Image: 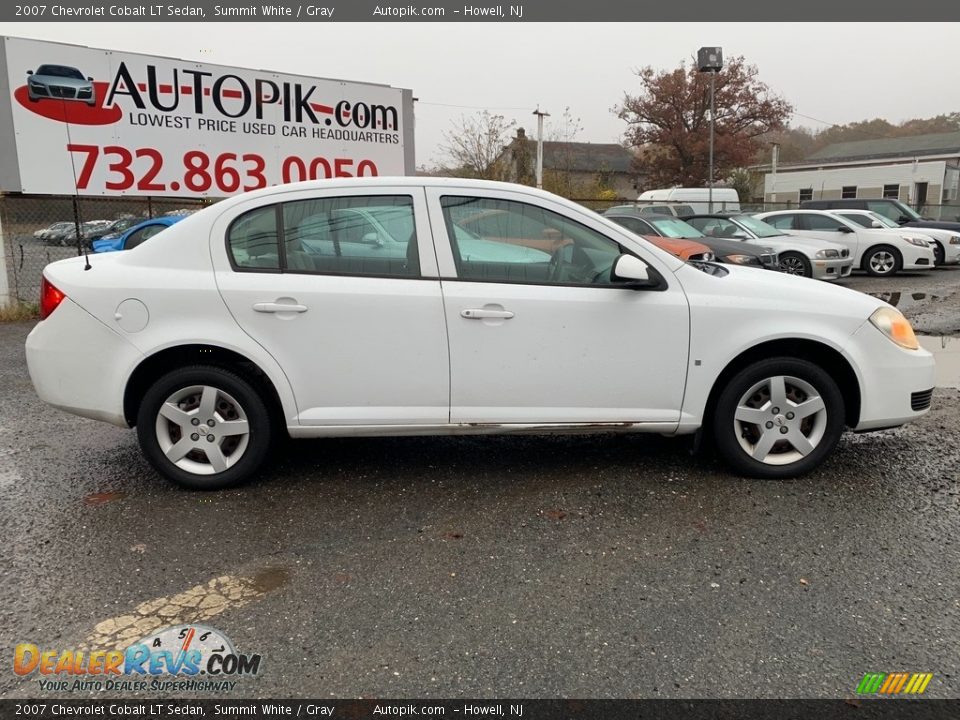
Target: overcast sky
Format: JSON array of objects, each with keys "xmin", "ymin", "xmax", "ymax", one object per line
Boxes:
[{"xmin": 5, "ymin": 22, "xmax": 960, "ymax": 167}]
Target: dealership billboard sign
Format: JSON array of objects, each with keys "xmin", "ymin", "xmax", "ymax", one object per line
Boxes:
[{"xmin": 0, "ymin": 36, "xmax": 415, "ymax": 197}]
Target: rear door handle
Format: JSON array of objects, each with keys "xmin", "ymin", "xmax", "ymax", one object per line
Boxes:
[
  {"xmin": 253, "ymin": 302, "xmax": 308, "ymax": 313},
  {"xmin": 461, "ymin": 309, "xmax": 514, "ymax": 320}
]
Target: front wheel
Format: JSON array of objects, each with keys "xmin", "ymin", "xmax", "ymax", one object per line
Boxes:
[
  {"xmin": 136, "ymin": 366, "xmax": 274, "ymax": 490},
  {"xmin": 712, "ymin": 358, "xmax": 845, "ymax": 479},
  {"xmin": 933, "ymin": 242, "xmax": 945, "ymax": 266},
  {"xmin": 779, "ymin": 252, "xmax": 812, "ymax": 278},
  {"xmin": 862, "ymin": 245, "xmax": 902, "ymax": 277}
]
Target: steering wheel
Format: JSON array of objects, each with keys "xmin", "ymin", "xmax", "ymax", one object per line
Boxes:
[{"xmin": 547, "ymin": 244, "xmax": 572, "ymax": 282}]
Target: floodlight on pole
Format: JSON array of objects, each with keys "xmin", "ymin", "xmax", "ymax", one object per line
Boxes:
[
  {"xmin": 533, "ymin": 107, "xmax": 550, "ymax": 189},
  {"xmin": 697, "ymin": 47, "xmax": 723, "ymax": 213}
]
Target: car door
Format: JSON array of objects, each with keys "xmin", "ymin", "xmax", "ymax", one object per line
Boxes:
[
  {"xmin": 796, "ymin": 213, "xmax": 861, "ymax": 263},
  {"xmin": 213, "ymin": 187, "xmax": 450, "ymax": 426},
  {"xmin": 425, "ymin": 188, "xmax": 690, "ymax": 426}
]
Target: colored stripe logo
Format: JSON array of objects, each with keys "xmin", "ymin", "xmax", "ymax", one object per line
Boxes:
[{"xmin": 856, "ymin": 672, "xmax": 933, "ymax": 695}]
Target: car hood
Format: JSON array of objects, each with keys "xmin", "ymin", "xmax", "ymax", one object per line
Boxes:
[
  {"xmin": 645, "ymin": 235, "xmax": 712, "ymax": 259},
  {"xmin": 675, "ymin": 259, "xmax": 884, "ymax": 319},
  {"xmin": 92, "ymin": 237, "xmax": 123, "ymax": 253},
  {"xmin": 906, "ymin": 219, "xmax": 960, "ymax": 232}
]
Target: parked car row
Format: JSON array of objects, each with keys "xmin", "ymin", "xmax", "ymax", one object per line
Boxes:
[
  {"xmin": 609, "ymin": 199, "xmax": 953, "ymax": 278},
  {"xmin": 33, "ymin": 217, "xmax": 146, "ymax": 247}
]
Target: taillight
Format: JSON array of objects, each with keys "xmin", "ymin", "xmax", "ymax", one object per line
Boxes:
[{"xmin": 39, "ymin": 276, "xmax": 66, "ymax": 320}]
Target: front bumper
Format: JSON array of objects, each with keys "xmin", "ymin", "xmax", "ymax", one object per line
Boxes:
[
  {"xmin": 847, "ymin": 321, "xmax": 936, "ymax": 431},
  {"xmin": 901, "ymin": 245, "xmax": 936, "ymax": 271},
  {"xmin": 812, "ymin": 257, "xmax": 852, "ymax": 281}
]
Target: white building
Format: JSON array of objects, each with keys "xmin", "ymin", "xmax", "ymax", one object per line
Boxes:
[{"xmin": 764, "ymin": 131, "xmax": 960, "ymax": 215}]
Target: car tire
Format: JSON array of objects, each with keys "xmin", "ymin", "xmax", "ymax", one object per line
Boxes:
[
  {"xmin": 778, "ymin": 252, "xmax": 811, "ymax": 278},
  {"xmin": 862, "ymin": 245, "xmax": 902, "ymax": 277},
  {"xmin": 932, "ymin": 242, "xmax": 945, "ymax": 266},
  {"xmin": 136, "ymin": 365, "xmax": 274, "ymax": 490},
  {"xmin": 712, "ymin": 357, "xmax": 845, "ymax": 479}
]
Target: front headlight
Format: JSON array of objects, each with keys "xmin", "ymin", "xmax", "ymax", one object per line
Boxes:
[
  {"xmin": 723, "ymin": 253, "xmax": 757, "ymax": 265},
  {"xmin": 869, "ymin": 307, "xmax": 919, "ymax": 350},
  {"xmin": 950, "ymin": 236, "xmax": 960, "ymax": 245},
  {"xmin": 815, "ymin": 249, "xmax": 839, "ymax": 259},
  {"xmin": 901, "ymin": 236, "xmax": 930, "ymax": 247}
]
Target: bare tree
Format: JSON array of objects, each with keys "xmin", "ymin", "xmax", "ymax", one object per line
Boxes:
[{"xmin": 439, "ymin": 111, "xmax": 516, "ymax": 180}]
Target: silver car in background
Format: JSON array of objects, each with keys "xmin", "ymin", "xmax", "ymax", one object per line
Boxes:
[
  {"xmin": 27, "ymin": 64, "xmax": 96, "ymax": 106},
  {"xmin": 685, "ymin": 214, "xmax": 853, "ymax": 281}
]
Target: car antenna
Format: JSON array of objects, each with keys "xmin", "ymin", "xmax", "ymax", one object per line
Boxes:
[{"xmin": 61, "ymin": 99, "xmax": 92, "ymax": 270}]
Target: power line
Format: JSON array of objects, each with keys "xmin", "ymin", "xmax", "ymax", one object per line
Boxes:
[{"xmin": 416, "ymin": 100, "xmax": 530, "ymax": 111}]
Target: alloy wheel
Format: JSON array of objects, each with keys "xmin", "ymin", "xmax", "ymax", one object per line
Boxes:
[
  {"xmin": 732, "ymin": 375, "xmax": 828, "ymax": 466},
  {"xmin": 154, "ymin": 385, "xmax": 250, "ymax": 475}
]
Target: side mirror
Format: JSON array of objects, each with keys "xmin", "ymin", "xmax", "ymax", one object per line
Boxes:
[
  {"xmin": 26, "ymin": 70, "xmax": 33, "ymax": 75},
  {"xmin": 612, "ymin": 254, "xmax": 659, "ymax": 289},
  {"xmin": 87, "ymin": 76, "xmax": 94, "ymax": 82},
  {"xmin": 837, "ymin": 225, "xmax": 854, "ymax": 233},
  {"xmin": 361, "ymin": 232, "xmax": 383, "ymax": 246},
  {"xmin": 898, "ymin": 215, "xmax": 910, "ymax": 224},
  {"xmin": 870, "ymin": 221, "xmax": 883, "ymax": 228},
  {"xmin": 731, "ymin": 231, "xmax": 749, "ymax": 240}
]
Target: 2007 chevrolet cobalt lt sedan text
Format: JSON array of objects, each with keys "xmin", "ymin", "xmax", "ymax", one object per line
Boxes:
[{"xmin": 26, "ymin": 179, "xmax": 935, "ymax": 489}]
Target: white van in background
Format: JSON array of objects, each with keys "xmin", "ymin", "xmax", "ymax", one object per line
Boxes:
[{"xmin": 638, "ymin": 188, "xmax": 740, "ymax": 214}]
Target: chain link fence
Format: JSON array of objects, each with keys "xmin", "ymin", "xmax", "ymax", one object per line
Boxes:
[
  {"xmin": 0, "ymin": 194, "xmax": 213, "ymax": 305},
  {"xmin": 4, "ymin": 192, "xmax": 960, "ymax": 307}
]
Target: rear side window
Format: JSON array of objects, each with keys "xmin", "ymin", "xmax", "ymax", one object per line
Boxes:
[
  {"xmin": 228, "ymin": 206, "xmax": 280, "ymax": 270},
  {"xmin": 283, "ymin": 196, "xmax": 419, "ymax": 277},
  {"xmin": 764, "ymin": 214, "xmax": 798, "ymax": 230},
  {"xmin": 227, "ymin": 196, "xmax": 420, "ymax": 277},
  {"xmin": 805, "ymin": 214, "xmax": 847, "ymax": 231}
]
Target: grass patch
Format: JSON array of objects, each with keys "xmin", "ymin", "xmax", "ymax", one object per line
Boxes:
[{"xmin": 0, "ymin": 301, "xmax": 39, "ymax": 322}]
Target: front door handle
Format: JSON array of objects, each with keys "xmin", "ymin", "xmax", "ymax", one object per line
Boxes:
[
  {"xmin": 253, "ymin": 301, "xmax": 308, "ymax": 313},
  {"xmin": 461, "ymin": 308, "xmax": 514, "ymax": 320}
]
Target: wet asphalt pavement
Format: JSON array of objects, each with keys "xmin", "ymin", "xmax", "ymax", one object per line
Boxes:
[{"xmin": 1, "ymin": 269, "xmax": 959, "ymax": 700}]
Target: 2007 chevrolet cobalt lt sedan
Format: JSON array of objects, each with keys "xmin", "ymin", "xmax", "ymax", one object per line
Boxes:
[{"xmin": 26, "ymin": 179, "xmax": 935, "ymax": 489}]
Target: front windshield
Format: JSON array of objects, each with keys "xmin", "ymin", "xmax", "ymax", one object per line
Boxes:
[
  {"xmin": 648, "ymin": 217, "xmax": 704, "ymax": 238},
  {"xmin": 892, "ymin": 200, "xmax": 922, "ymax": 220},
  {"xmin": 867, "ymin": 212, "xmax": 899, "ymax": 228},
  {"xmin": 735, "ymin": 215, "xmax": 785, "ymax": 238}
]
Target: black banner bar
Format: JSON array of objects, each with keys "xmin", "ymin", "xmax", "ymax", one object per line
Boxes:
[{"xmin": 0, "ymin": 0, "xmax": 958, "ymax": 22}]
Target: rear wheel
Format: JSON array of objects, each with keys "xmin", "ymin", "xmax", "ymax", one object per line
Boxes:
[
  {"xmin": 862, "ymin": 245, "xmax": 902, "ymax": 277},
  {"xmin": 136, "ymin": 366, "xmax": 274, "ymax": 490},
  {"xmin": 712, "ymin": 358, "xmax": 845, "ymax": 479},
  {"xmin": 779, "ymin": 252, "xmax": 811, "ymax": 278}
]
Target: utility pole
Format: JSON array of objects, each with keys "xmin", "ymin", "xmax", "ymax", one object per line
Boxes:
[
  {"xmin": 533, "ymin": 107, "xmax": 550, "ymax": 189},
  {"xmin": 697, "ymin": 47, "xmax": 723, "ymax": 212}
]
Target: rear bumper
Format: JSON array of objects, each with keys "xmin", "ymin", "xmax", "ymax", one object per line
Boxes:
[
  {"xmin": 26, "ymin": 299, "xmax": 143, "ymax": 427},
  {"xmin": 848, "ymin": 322, "xmax": 936, "ymax": 431}
]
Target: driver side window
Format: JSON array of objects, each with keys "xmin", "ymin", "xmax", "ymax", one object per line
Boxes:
[{"xmin": 439, "ymin": 196, "xmax": 624, "ymax": 286}]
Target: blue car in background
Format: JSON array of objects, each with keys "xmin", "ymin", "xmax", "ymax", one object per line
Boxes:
[{"xmin": 92, "ymin": 216, "xmax": 186, "ymax": 253}]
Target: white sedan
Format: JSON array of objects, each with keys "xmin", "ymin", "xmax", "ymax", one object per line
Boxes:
[
  {"xmin": 26, "ymin": 179, "xmax": 935, "ymax": 489},
  {"xmin": 830, "ymin": 209, "xmax": 960, "ymax": 265},
  {"xmin": 756, "ymin": 210, "xmax": 936, "ymax": 277}
]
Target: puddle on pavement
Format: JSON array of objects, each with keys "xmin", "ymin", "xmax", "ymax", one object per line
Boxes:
[
  {"xmin": 251, "ymin": 566, "xmax": 291, "ymax": 593},
  {"xmin": 919, "ymin": 335, "xmax": 960, "ymax": 389},
  {"xmin": 869, "ymin": 291, "xmax": 940, "ymax": 310}
]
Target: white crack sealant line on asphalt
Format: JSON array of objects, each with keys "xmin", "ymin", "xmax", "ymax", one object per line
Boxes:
[
  {"xmin": 919, "ymin": 336, "xmax": 960, "ymax": 389},
  {"xmin": 85, "ymin": 569, "xmax": 287, "ymax": 650}
]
